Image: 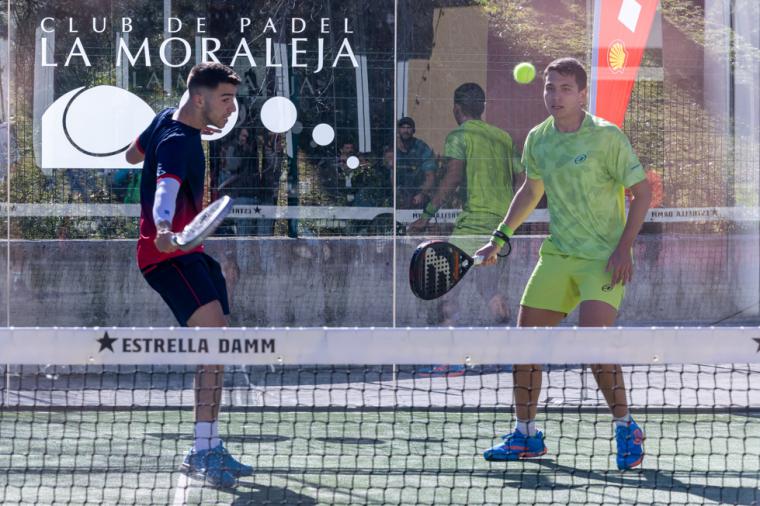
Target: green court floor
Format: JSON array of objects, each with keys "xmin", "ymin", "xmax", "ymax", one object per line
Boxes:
[{"xmin": 2, "ymin": 409, "xmax": 758, "ymax": 505}]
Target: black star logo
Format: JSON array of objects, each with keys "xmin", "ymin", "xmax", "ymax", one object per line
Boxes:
[
  {"xmin": 254, "ymin": 206, "xmax": 261, "ymax": 214},
  {"xmin": 754, "ymin": 338, "xmax": 760, "ymax": 352},
  {"xmin": 97, "ymin": 331, "xmax": 117, "ymax": 352}
]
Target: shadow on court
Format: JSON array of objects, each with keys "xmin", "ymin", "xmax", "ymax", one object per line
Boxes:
[
  {"xmin": 6, "ymin": 462, "xmax": 757, "ymax": 504},
  {"xmin": 528, "ymin": 459, "xmax": 760, "ymax": 505},
  {"xmin": 238, "ymin": 462, "xmax": 759, "ymax": 505},
  {"xmin": 230, "ymin": 483, "xmax": 317, "ymax": 505}
]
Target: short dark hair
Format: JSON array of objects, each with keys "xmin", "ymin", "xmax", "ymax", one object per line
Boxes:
[
  {"xmin": 453, "ymin": 82, "xmax": 485, "ymax": 117},
  {"xmin": 398, "ymin": 116, "xmax": 415, "ymax": 129},
  {"xmin": 543, "ymin": 57, "xmax": 587, "ymax": 91},
  {"xmin": 187, "ymin": 62, "xmax": 241, "ymax": 94}
]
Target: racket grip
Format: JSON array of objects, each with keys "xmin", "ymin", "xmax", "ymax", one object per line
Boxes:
[{"xmin": 472, "ymin": 255, "xmax": 484, "ymax": 265}]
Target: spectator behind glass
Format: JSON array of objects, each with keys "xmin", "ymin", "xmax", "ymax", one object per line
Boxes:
[
  {"xmin": 329, "ymin": 139, "xmax": 363, "ymax": 205},
  {"xmin": 355, "ymin": 145, "xmax": 393, "ymax": 208},
  {"xmin": 216, "ymin": 127, "xmax": 277, "ymax": 237},
  {"xmin": 260, "ymin": 130, "xmax": 285, "ymax": 212},
  {"xmin": 396, "ymin": 116, "xmax": 437, "ymax": 209}
]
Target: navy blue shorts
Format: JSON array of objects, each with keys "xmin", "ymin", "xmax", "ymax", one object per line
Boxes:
[{"xmin": 142, "ymin": 252, "xmax": 230, "ymax": 326}]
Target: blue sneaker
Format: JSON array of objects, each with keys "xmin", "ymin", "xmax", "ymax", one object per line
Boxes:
[
  {"xmin": 416, "ymin": 364, "xmax": 466, "ymax": 377},
  {"xmin": 483, "ymin": 429, "xmax": 547, "ymax": 461},
  {"xmin": 219, "ymin": 443, "xmax": 253, "ymax": 477},
  {"xmin": 180, "ymin": 445, "xmax": 237, "ymax": 488},
  {"xmin": 615, "ymin": 420, "xmax": 644, "ymax": 470}
]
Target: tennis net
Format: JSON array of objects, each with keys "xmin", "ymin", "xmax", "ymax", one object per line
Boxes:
[{"xmin": 2, "ymin": 327, "xmax": 759, "ymax": 505}]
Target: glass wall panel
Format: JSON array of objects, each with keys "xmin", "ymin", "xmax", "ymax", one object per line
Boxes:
[{"xmin": 396, "ymin": 0, "xmax": 760, "ymax": 326}]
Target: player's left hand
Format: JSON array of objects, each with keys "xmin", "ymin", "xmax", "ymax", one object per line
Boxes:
[{"xmin": 606, "ymin": 245, "xmax": 633, "ymax": 286}]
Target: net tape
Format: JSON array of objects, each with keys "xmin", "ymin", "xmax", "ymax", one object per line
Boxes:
[{"xmin": 2, "ymin": 326, "xmax": 760, "ymax": 365}]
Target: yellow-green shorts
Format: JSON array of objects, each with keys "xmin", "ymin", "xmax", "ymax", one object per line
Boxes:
[{"xmin": 520, "ymin": 252, "xmax": 624, "ymax": 314}]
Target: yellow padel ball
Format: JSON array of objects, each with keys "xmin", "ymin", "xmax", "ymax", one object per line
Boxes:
[{"xmin": 513, "ymin": 62, "xmax": 536, "ymax": 84}]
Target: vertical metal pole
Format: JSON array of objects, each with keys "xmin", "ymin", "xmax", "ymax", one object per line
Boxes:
[
  {"xmin": 392, "ymin": 0, "xmax": 399, "ymax": 386},
  {"xmin": 163, "ymin": 0, "xmax": 172, "ymax": 96}
]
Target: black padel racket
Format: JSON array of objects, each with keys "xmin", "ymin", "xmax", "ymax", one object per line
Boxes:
[
  {"xmin": 172, "ymin": 196, "xmax": 234, "ymax": 251},
  {"xmin": 409, "ymin": 240, "xmax": 484, "ymax": 300}
]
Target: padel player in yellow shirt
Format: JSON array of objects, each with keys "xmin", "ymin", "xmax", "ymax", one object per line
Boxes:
[{"xmin": 475, "ymin": 58, "xmax": 652, "ymax": 470}]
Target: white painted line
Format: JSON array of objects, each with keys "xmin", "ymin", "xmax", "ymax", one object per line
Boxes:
[{"xmin": 172, "ymin": 472, "xmax": 191, "ymax": 506}]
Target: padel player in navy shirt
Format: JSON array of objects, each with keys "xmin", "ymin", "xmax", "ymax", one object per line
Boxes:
[
  {"xmin": 135, "ymin": 106, "xmax": 206, "ymax": 271},
  {"xmin": 125, "ymin": 62, "xmax": 250, "ymax": 489}
]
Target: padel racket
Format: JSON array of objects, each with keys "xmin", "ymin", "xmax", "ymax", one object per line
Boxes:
[
  {"xmin": 409, "ymin": 240, "xmax": 484, "ymax": 300},
  {"xmin": 172, "ymin": 196, "xmax": 234, "ymax": 251}
]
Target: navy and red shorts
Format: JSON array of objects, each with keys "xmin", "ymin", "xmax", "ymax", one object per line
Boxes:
[{"xmin": 142, "ymin": 252, "xmax": 230, "ymax": 326}]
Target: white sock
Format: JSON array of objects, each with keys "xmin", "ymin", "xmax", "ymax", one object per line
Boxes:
[
  {"xmin": 194, "ymin": 421, "xmax": 222, "ymax": 451},
  {"xmin": 210, "ymin": 421, "xmax": 221, "ymax": 448},
  {"xmin": 613, "ymin": 412, "xmax": 632, "ymax": 428},
  {"xmin": 515, "ymin": 419, "xmax": 537, "ymax": 437}
]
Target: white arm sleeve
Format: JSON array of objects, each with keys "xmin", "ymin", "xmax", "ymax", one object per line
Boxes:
[{"xmin": 152, "ymin": 177, "xmax": 181, "ymax": 228}]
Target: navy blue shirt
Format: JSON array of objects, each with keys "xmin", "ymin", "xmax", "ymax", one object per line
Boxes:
[{"xmin": 136, "ymin": 108, "xmax": 205, "ymax": 270}]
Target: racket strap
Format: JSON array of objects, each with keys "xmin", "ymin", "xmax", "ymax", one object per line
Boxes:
[
  {"xmin": 490, "ymin": 230, "xmax": 511, "ymax": 248},
  {"xmin": 491, "ymin": 224, "xmax": 513, "ymax": 257}
]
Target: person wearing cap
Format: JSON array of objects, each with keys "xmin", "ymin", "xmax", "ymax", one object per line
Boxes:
[{"xmin": 396, "ymin": 116, "xmax": 438, "ymax": 209}]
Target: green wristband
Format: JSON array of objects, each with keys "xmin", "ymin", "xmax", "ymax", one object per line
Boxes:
[
  {"xmin": 421, "ymin": 202, "xmax": 439, "ymax": 220},
  {"xmin": 497, "ymin": 223, "xmax": 514, "ymax": 238}
]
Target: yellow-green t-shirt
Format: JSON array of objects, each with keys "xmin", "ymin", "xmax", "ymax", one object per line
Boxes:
[
  {"xmin": 444, "ymin": 119, "xmax": 523, "ymax": 234},
  {"xmin": 523, "ymin": 113, "xmax": 646, "ymax": 260}
]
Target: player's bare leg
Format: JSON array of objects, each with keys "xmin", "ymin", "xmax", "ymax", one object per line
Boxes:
[
  {"xmin": 514, "ymin": 305, "xmax": 565, "ymax": 420},
  {"xmin": 483, "ymin": 305, "xmax": 564, "ymax": 461},
  {"xmin": 578, "ymin": 300, "xmax": 627, "ymax": 418},
  {"xmin": 180, "ymin": 300, "xmax": 253, "ymax": 486},
  {"xmin": 188, "ymin": 301, "xmax": 227, "ymax": 423},
  {"xmin": 579, "ymin": 299, "xmax": 644, "ymax": 470}
]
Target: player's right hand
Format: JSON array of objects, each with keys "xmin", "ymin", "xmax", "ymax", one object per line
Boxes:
[
  {"xmin": 474, "ymin": 242, "xmax": 501, "ymax": 266},
  {"xmin": 155, "ymin": 229, "xmax": 178, "ymax": 253}
]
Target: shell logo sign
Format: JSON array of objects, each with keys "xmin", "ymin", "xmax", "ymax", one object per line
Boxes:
[{"xmin": 608, "ymin": 40, "xmax": 628, "ymax": 74}]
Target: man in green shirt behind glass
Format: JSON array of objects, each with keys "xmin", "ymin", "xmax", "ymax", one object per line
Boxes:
[
  {"xmin": 408, "ymin": 83, "xmax": 524, "ymax": 238},
  {"xmin": 475, "ymin": 58, "xmax": 652, "ymax": 470},
  {"xmin": 408, "ymin": 82, "xmax": 524, "ymax": 375}
]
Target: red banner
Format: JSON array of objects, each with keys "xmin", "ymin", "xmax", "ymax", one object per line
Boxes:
[{"xmin": 590, "ymin": 0, "xmax": 659, "ymax": 127}]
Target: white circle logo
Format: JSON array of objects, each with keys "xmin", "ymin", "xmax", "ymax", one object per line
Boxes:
[
  {"xmin": 346, "ymin": 156, "xmax": 360, "ymax": 169},
  {"xmin": 63, "ymin": 86, "xmax": 155, "ymax": 156},
  {"xmin": 312, "ymin": 123, "xmax": 335, "ymax": 146},
  {"xmin": 260, "ymin": 97, "xmax": 298, "ymax": 133}
]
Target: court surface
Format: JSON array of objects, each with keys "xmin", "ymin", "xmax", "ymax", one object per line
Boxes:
[{"xmin": 2, "ymin": 365, "xmax": 759, "ymax": 505}]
